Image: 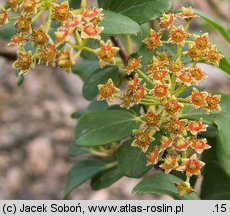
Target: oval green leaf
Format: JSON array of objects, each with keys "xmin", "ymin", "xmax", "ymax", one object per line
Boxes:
[
  {"xmin": 71, "ymin": 100, "xmax": 108, "ymax": 120},
  {"xmin": 72, "ymin": 60, "xmax": 99, "ymax": 81},
  {"xmin": 0, "ymin": 21, "xmax": 16, "ymax": 40},
  {"xmin": 91, "ymin": 166, "xmax": 123, "ymax": 190},
  {"xmin": 68, "ymin": 143, "xmax": 90, "ymax": 157},
  {"xmin": 219, "ymin": 57, "xmax": 230, "ymax": 76},
  {"xmin": 75, "ymin": 110, "xmax": 141, "ymax": 147},
  {"xmin": 201, "ymin": 162, "xmax": 230, "ymax": 199},
  {"xmin": 64, "ymin": 159, "xmax": 105, "ymax": 198},
  {"xmin": 133, "ymin": 173, "xmax": 200, "ymax": 200},
  {"xmin": 117, "ymin": 140, "xmax": 151, "ymax": 178},
  {"xmin": 101, "ymin": 10, "xmax": 141, "ymax": 35},
  {"xmin": 98, "ymin": 0, "xmax": 172, "ymax": 24}
]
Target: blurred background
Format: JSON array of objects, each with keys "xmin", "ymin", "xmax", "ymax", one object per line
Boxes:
[{"xmin": 0, "ymin": 0, "xmax": 230, "ymax": 199}]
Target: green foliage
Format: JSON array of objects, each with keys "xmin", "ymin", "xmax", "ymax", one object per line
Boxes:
[
  {"xmin": 98, "ymin": 0, "xmax": 172, "ymax": 24},
  {"xmin": 91, "ymin": 166, "xmax": 123, "ymax": 190},
  {"xmin": 116, "ymin": 140, "xmax": 151, "ymax": 178},
  {"xmin": 201, "ymin": 162, "xmax": 230, "ymax": 199},
  {"xmin": 133, "ymin": 173, "xmax": 200, "ymax": 200},
  {"xmin": 17, "ymin": 74, "xmax": 24, "ymax": 86},
  {"xmin": 69, "ymin": 0, "xmax": 81, "ymax": 9},
  {"xmin": 0, "ymin": 21, "xmax": 16, "ymax": 40},
  {"xmin": 101, "ymin": 10, "xmax": 141, "ymax": 35},
  {"xmin": 201, "ymin": 131, "xmax": 230, "ymax": 201},
  {"xmin": 71, "ymin": 100, "xmax": 108, "ymax": 120},
  {"xmin": 219, "ymin": 58, "xmax": 230, "ymax": 76},
  {"xmin": 64, "ymin": 159, "xmax": 106, "ymax": 198},
  {"xmin": 68, "ymin": 144, "xmax": 90, "ymax": 157},
  {"xmin": 74, "ymin": 110, "xmax": 141, "ymax": 147}
]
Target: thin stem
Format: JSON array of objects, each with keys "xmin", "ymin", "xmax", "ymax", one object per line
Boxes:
[
  {"xmin": 182, "ymin": 103, "xmax": 193, "ymax": 107},
  {"xmin": 9, "ymin": 16, "xmax": 20, "ymax": 21},
  {"xmin": 136, "ymin": 69, "xmax": 155, "ymax": 87},
  {"xmin": 105, "ymin": 161, "xmax": 118, "ymax": 169},
  {"xmin": 114, "ymin": 95, "xmax": 123, "ymax": 99},
  {"xmin": 83, "ymin": 46, "xmax": 97, "ymax": 54},
  {"xmin": 45, "ymin": 8, "xmax": 53, "ymax": 33},
  {"xmin": 126, "ymin": 35, "xmax": 132, "ymax": 55},
  {"xmin": 31, "ymin": 8, "xmax": 45, "ymax": 23},
  {"xmin": 81, "ymin": 0, "xmax": 87, "ymax": 9},
  {"xmin": 90, "ymin": 149, "xmax": 109, "ymax": 157},
  {"xmin": 141, "ymin": 98, "xmax": 159, "ymax": 104},
  {"xmin": 174, "ymin": 84, "xmax": 188, "ymax": 96},
  {"xmin": 72, "ymin": 9, "xmax": 83, "ymax": 15},
  {"xmin": 66, "ymin": 40, "xmax": 81, "ymax": 49},
  {"xmin": 73, "ymin": 30, "xmax": 82, "ymax": 45},
  {"xmin": 162, "ymin": 40, "xmax": 194, "ymax": 44},
  {"xmin": 170, "ymin": 46, "xmax": 182, "ymax": 93},
  {"xmin": 74, "ymin": 49, "xmax": 83, "ymax": 59},
  {"xmin": 139, "ymin": 101, "xmax": 158, "ymax": 106},
  {"xmin": 32, "ymin": 49, "xmax": 39, "ymax": 60}
]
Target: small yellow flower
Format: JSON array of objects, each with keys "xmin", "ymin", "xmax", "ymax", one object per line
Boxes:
[
  {"xmin": 175, "ymin": 181, "xmax": 196, "ymax": 196},
  {"xmin": 143, "ymin": 29, "xmax": 162, "ymax": 50},
  {"xmin": 124, "ymin": 57, "xmax": 142, "ymax": 75},
  {"xmin": 168, "ymin": 26, "xmax": 189, "ymax": 46},
  {"xmin": 97, "ymin": 78, "xmax": 119, "ymax": 101},
  {"xmin": 160, "ymin": 155, "xmax": 179, "ymax": 174},
  {"xmin": 97, "ymin": 40, "xmax": 119, "ymax": 68}
]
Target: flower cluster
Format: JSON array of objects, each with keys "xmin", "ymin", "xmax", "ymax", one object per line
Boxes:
[
  {"xmin": 0, "ymin": 0, "xmax": 119, "ymax": 74},
  {"xmin": 97, "ymin": 7, "xmax": 222, "ymax": 196}
]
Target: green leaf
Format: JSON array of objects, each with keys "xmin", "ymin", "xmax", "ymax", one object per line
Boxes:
[
  {"xmin": 181, "ymin": 94, "xmax": 230, "ymax": 177},
  {"xmin": 69, "ymin": 0, "xmax": 81, "ymax": 9},
  {"xmin": 83, "ymin": 66, "xmax": 121, "ymax": 101},
  {"xmin": 71, "ymin": 100, "xmax": 108, "ymax": 119},
  {"xmin": 98, "ymin": 0, "xmax": 172, "ymax": 24},
  {"xmin": 219, "ymin": 57, "xmax": 230, "ymax": 76},
  {"xmin": 17, "ymin": 74, "xmax": 24, "ymax": 86},
  {"xmin": 91, "ymin": 166, "xmax": 123, "ymax": 190},
  {"xmin": 71, "ymin": 112, "xmax": 82, "ymax": 119},
  {"xmin": 101, "ymin": 10, "xmax": 141, "ymax": 35},
  {"xmin": 85, "ymin": 99, "xmax": 108, "ymax": 113},
  {"xmin": 75, "ymin": 110, "xmax": 141, "ymax": 147},
  {"xmin": 72, "ymin": 60, "xmax": 99, "ymax": 81},
  {"xmin": 131, "ymin": 23, "xmax": 150, "ymax": 51},
  {"xmin": 0, "ymin": 21, "xmax": 16, "ymax": 40},
  {"xmin": 68, "ymin": 144, "xmax": 90, "ymax": 157},
  {"xmin": 107, "ymin": 104, "xmax": 140, "ymax": 116},
  {"xmin": 64, "ymin": 159, "xmax": 105, "ymax": 198},
  {"xmin": 133, "ymin": 173, "xmax": 200, "ymax": 200},
  {"xmin": 201, "ymin": 162, "xmax": 230, "ymax": 199},
  {"xmin": 201, "ymin": 130, "xmax": 230, "ymax": 199},
  {"xmin": 194, "ymin": 9, "xmax": 230, "ymax": 44},
  {"xmin": 117, "ymin": 140, "xmax": 151, "ymax": 178}
]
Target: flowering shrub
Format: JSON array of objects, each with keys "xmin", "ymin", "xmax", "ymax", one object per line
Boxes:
[{"xmin": 0, "ymin": 0, "xmax": 230, "ymax": 200}]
